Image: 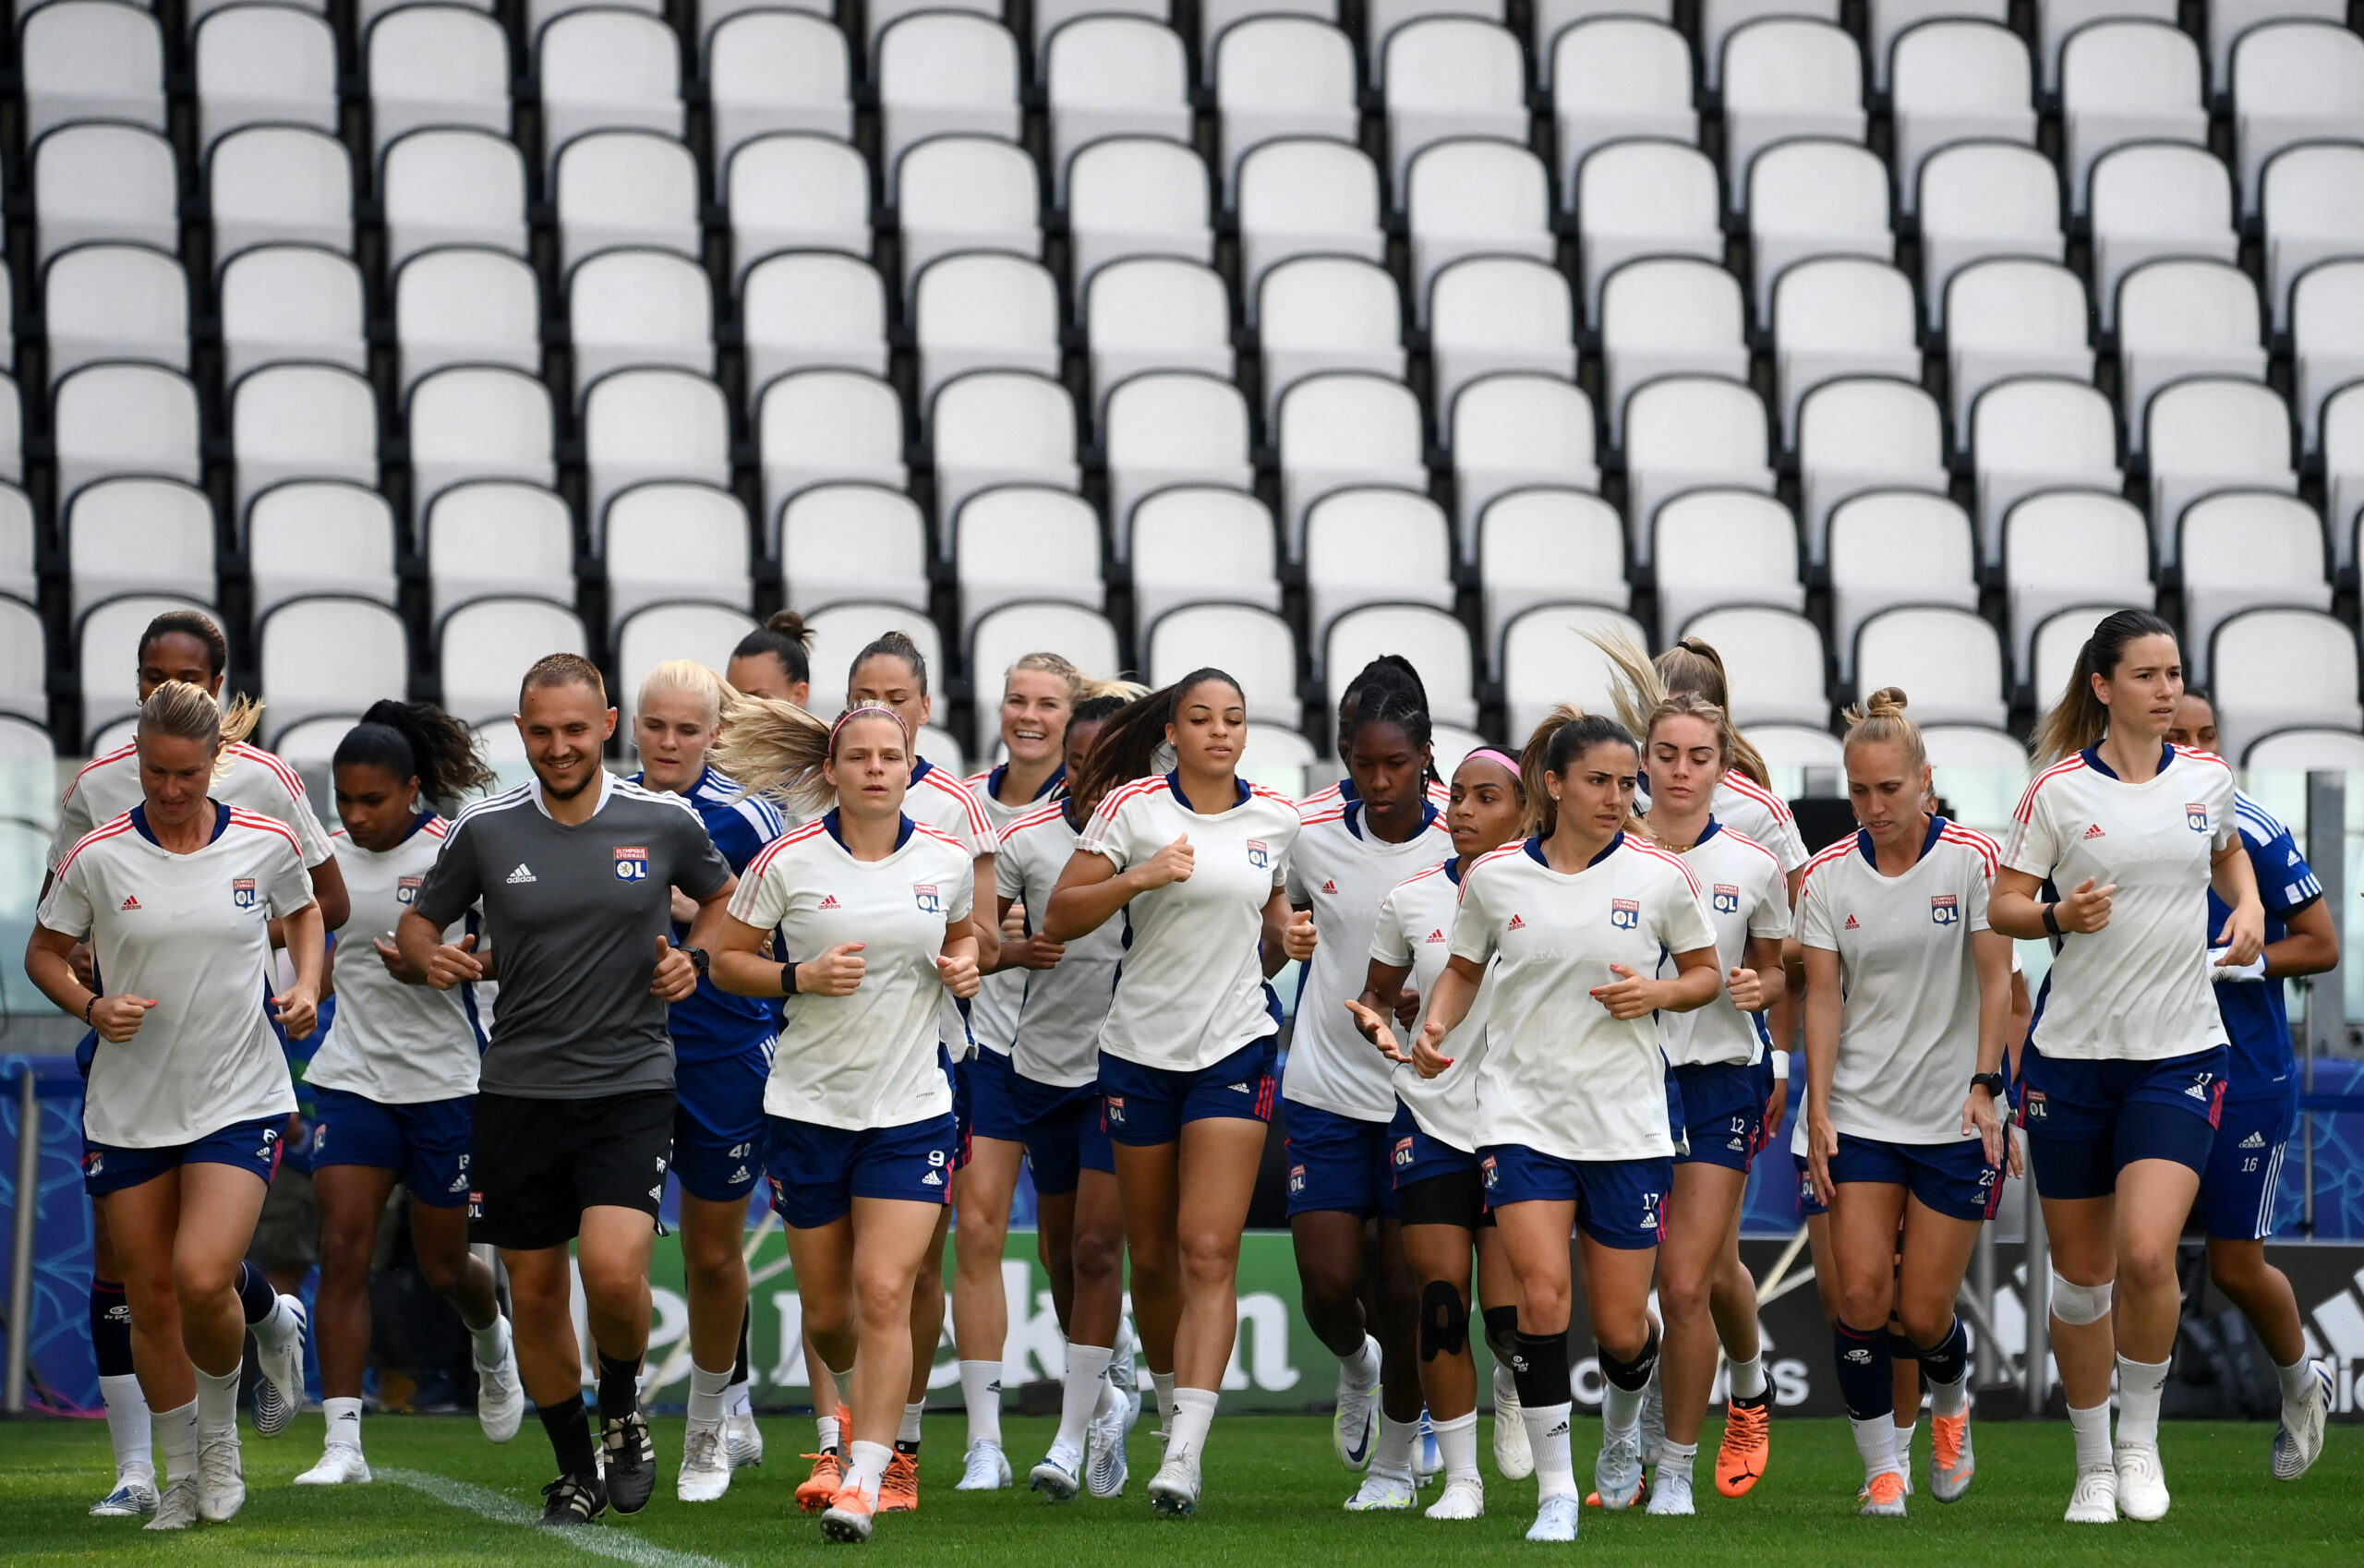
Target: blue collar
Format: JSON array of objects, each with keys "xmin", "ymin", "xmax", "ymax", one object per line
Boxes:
[
  {"xmin": 910, "ymin": 757, "xmax": 936, "ymax": 788},
  {"xmin": 1444, "ymin": 855, "xmax": 1466, "ymax": 886},
  {"xmin": 2081, "ymin": 741, "xmax": 2175, "ymax": 781},
  {"xmin": 990, "ymin": 761, "xmax": 1065, "ymax": 805},
  {"xmin": 1343, "ymin": 796, "xmax": 1441, "ymax": 843},
  {"xmin": 1166, "ymin": 769, "xmax": 1249, "ymax": 814},
  {"xmin": 1857, "ymin": 813, "xmax": 1948, "ymax": 869},
  {"xmin": 132, "ymin": 802, "xmax": 231, "ymax": 846},
  {"xmin": 824, "ymin": 808, "xmax": 914, "ymax": 852},
  {"xmin": 396, "ymin": 809, "xmax": 437, "ymax": 846},
  {"xmin": 1693, "ymin": 814, "xmax": 1722, "ymax": 847},
  {"xmin": 1333, "ymin": 774, "xmax": 1360, "ymax": 802},
  {"xmin": 1525, "ymin": 830, "xmax": 1624, "ymax": 869}
]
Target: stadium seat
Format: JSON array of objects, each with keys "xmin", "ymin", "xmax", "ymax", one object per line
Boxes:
[
  {"xmin": 1700, "ymin": 0, "xmax": 1837, "ymax": 89},
  {"xmin": 233, "ymin": 364, "xmax": 378, "ymax": 518},
  {"xmin": 1576, "ymin": 141, "xmax": 1724, "ymax": 328},
  {"xmin": 2179, "ymin": 490, "xmax": 2330, "ymax": 682},
  {"xmin": 1067, "ymin": 139, "xmax": 1212, "ymax": 285},
  {"xmin": 0, "ymin": 710, "xmax": 56, "ymax": 817},
  {"xmin": 1890, "ymin": 21, "xmax": 2035, "ymax": 213},
  {"xmin": 1971, "ymin": 378, "xmax": 2121, "ymax": 564},
  {"xmin": 1827, "ymin": 492, "xmax": 1979, "ymax": 679},
  {"xmin": 368, "ymin": 5, "xmax": 511, "ymax": 157},
  {"xmin": 2003, "ymin": 490, "xmax": 2152, "ymax": 672},
  {"xmin": 955, "ymin": 488, "xmax": 1104, "ymax": 633},
  {"xmin": 1723, "ymin": 21, "xmax": 1865, "ymax": 215},
  {"xmin": 568, "ymin": 248, "xmax": 713, "ymax": 393},
  {"xmin": 0, "ymin": 488, "xmax": 32, "ymax": 605},
  {"xmin": 1086, "ymin": 259, "xmax": 1235, "ymax": 419},
  {"xmin": 897, "ymin": 135, "xmax": 1042, "ymax": 287},
  {"xmin": 878, "ymin": 12, "xmax": 1021, "ymax": 182},
  {"xmin": 970, "ymin": 605, "xmax": 1119, "ymax": 735},
  {"xmin": 195, "ymin": 5, "xmax": 336, "ymax": 153},
  {"xmin": 394, "ymin": 247, "xmax": 537, "ymax": 394},
  {"xmin": 1501, "ymin": 602, "xmax": 1648, "ymax": 731},
  {"xmin": 1798, "ymin": 378, "xmax": 1948, "ymax": 562},
  {"xmin": 2145, "ymin": 377, "xmax": 2296, "ymax": 563},
  {"xmin": 1236, "ymin": 139, "xmax": 1385, "ymax": 317},
  {"xmin": 1774, "ymin": 258, "xmax": 1920, "ymax": 442},
  {"xmin": 1303, "ymin": 488, "xmax": 1453, "ymax": 637},
  {"xmin": 1854, "ymin": 606, "xmax": 2006, "ymax": 727},
  {"xmin": 742, "ymin": 253, "xmax": 887, "ymax": 391},
  {"xmin": 800, "ymin": 605, "xmax": 936, "ymax": 715},
  {"xmin": 1251, "ymin": 721, "xmax": 1322, "ymax": 794},
  {"xmin": 538, "ymin": 12, "xmax": 683, "ymax": 170},
  {"xmin": 584, "ymin": 367, "xmax": 730, "ymax": 525},
  {"xmin": 24, "ymin": 1, "xmax": 166, "ymax": 143},
  {"xmin": 779, "ymin": 484, "xmax": 932, "ymax": 614},
  {"xmin": 1146, "ymin": 603, "xmax": 1300, "ymax": 724},
  {"xmin": 1653, "ymin": 490, "xmax": 1806, "ymax": 648},
  {"xmin": 0, "ymin": 598, "xmax": 43, "ymax": 730},
  {"xmin": 2262, "ymin": 144, "xmax": 2364, "ymax": 333},
  {"xmin": 1258, "ymin": 257, "xmax": 1405, "ymax": 421},
  {"xmin": 1131, "ymin": 488, "xmax": 1282, "ymax": 628},
  {"xmin": 1623, "ymin": 377, "xmax": 1776, "ymax": 563},
  {"xmin": 1477, "ymin": 490, "xmax": 1630, "ymax": 655},
  {"xmin": 616, "ymin": 602, "xmax": 760, "ymax": 709},
  {"xmin": 1920, "ymin": 724, "xmax": 2029, "ymax": 801},
  {"xmin": 210, "ymin": 127, "xmax": 351, "ymax": 261},
  {"xmin": 408, "ymin": 368, "xmax": 557, "ymax": 524},
  {"xmin": 2243, "ymin": 727, "xmax": 2364, "ymax": 772},
  {"xmin": 79, "ymin": 595, "xmax": 212, "ymax": 739},
  {"xmin": 915, "ymin": 254, "xmax": 1062, "ymax": 410},
  {"xmin": 1277, "ymin": 373, "xmax": 1427, "ymax": 555},
  {"xmin": 1034, "ymin": 0, "xmax": 1171, "ymax": 63},
  {"xmin": 1748, "ymin": 140, "xmax": 1894, "ymax": 320},
  {"xmin": 1535, "ymin": 0, "xmax": 1676, "ymax": 85},
  {"xmin": 1369, "ymin": 0, "xmax": 1506, "ymax": 56},
  {"xmin": 247, "ymin": 482, "xmax": 400, "ymax": 617},
  {"xmin": 556, "ymin": 131, "xmax": 699, "ymax": 271},
  {"xmin": 603, "ymin": 482, "xmax": 752, "ymax": 627},
  {"xmin": 1681, "ymin": 606, "xmax": 1830, "ymax": 728},
  {"xmin": 2063, "ymin": 20, "xmax": 2207, "ymax": 212},
  {"xmin": 1215, "ymin": 18, "xmax": 1359, "ymax": 191},
  {"xmin": 261, "ymin": 597, "xmax": 409, "ymax": 732},
  {"xmin": 66, "ymin": 478, "xmax": 216, "ymax": 619},
  {"xmin": 931, "ymin": 370, "xmax": 1081, "ymax": 538},
  {"xmin": 2116, "ymin": 259, "xmax": 2264, "ymax": 453},
  {"xmin": 1327, "ymin": 605, "xmax": 1477, "ymax": 725},
  {"xmin": 42, "ymin": 244, "xmax": 187, "ymax": 387},
  {"xmin": 2211, "ymin": 608, "xmax": 2362, "ymax": 762},
  {"xmin": 532, "ymin": 0, "xmax": 662, "ymax": 32},
  {"xmin": 868, "ymin": 0, "xmax": 999, "ymax": 52},
  {"xmin": 2038, "ymin": 0, "xmax": 2175, "ymax": 91},
  {"xmin": 1601, "ymin": 258, "xmax": 1747, "ymax": 445},
  {"xmin": 708, "ymin": 12, "xmax": 850, "ymax": 183},
  {"xmin": 54, "ymin": 364, "xmax": 201, "ymax": 502},
  {"xmin": 1104, "ymin": 373, "xmax": 1255, "ymax": 548},
  {"xmin": 424, "ymin": 481, "xmax": 575, "ymax": 621},
  {"xmin": 757, "ymin": 369, "xmax": 908, "ymax": 527},
  {"xmin": 1381, "ymin": 18, "xmax": 1526, "ymax": 197},
  {"xmin": 2090, "ymin": 143, "xmax": 2237, "ymax": 332},
  {"xmin": 221, "ymin": 247, "xmax": 366, "ymax": 387},
  {"xmin": 1944, "ymin": 259, "xmax": 2091, "ymax": 442},
  {"xmin": 1429, "ymin": 258, "xmax": 1577, "ymax": 422},
  {"xmin": 35, "ymin": 124, "xmax": 178, "ymax": 264},
  {"xmin": 1916, "ymin": 141, "xmax": 2065, "ymax": 328},
  {"xmin": 383, "ymin": 129, "xmax": 529, "ymax": 268},
  {"xmin": 1551, "ymin": 19, "xmax": 1696, "ymax": 206},
  {"xmin": 0, "ymin": 387, "xmax": 18, "ymax": 490},
  {"xmin": 440, "ymin": 597, "xmax": 591, "ymax": 725},
  {"xmin": 2232, "ymin": 21, "xmax": 2364, "ymax": 214},
  {"xmin": 2330, "ymin": 387, "xmax": 2364, "ymax": 570},
  {"xmin": 2293, "ymin": 263, "xmax": 2364, "ymax": 455},
  {"xmin": 1405, "ymin": 139, "xmax": 1552, "ymax": 322},
  {"xmin": 1450, "ymin": 375, "xmax": 1599, "ymax": 551},
  {"xmin": 1046, "ymin": 17, "xmax": 1191, "ymax": 196},
  {"xmin": 1752, "ymin": 723, "xmax": 1845, "ymax": 771}
]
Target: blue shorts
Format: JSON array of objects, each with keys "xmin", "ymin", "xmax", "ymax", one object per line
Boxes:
[
  {"xmin": 945, "ymin": 1044, "xmax": 973, "ymax": 1170},
  {"xmin": 1827, "ymin": 1131, "xmax": 2005, "ymax": 1223},
  {"xmin": 2197, "ymin": 1093, "xmax": 2296, "ymax": 1241},
  {"xmin": 961, "ymin": 1046, "xmax": 1027, "ymax": 1143},
  {"xmin": 1285, "ymin": 1100, "xmax": 1399, "ymax": 1218},
  {"xmin": 2018, "ymin": 1043, "xmax": 2226, "ymax": 1200},
  {"xmin": 761, "ymin": 1112, "xmax": 959, "ymax": 1230},
  {"xmin": 82, "ymin": 1116, "xmax": 284, "ymax": 1197},
  {"xmin": 1478, "ymin": 1144, "xmax": 1671, "ymax": 1250},
  {"xmin": 1671, "ymin": 1061, "xmax": 1765, "ymax": 1173},
  {"xmin": 1098, "ymin": 1036, "xmax": 1278, "ymax": 1148},
  {"xmin": 672, "ymin": 1051, "xmax": 768, "ymax": 1204},
  {"xmin": 1794, "ymin": 1152, "xmax": 1827, "ymax": 1217},
  {"xmin": 1388, "ymin": 1099, "xmax": 1478, "ymax": 1188},
  {"xmin": 1012, "ymin": 1071, "xmax": 1111, "ymax": 1196},
  {"xmin": 310, "ymin": 1086, "xmax": 474, "ymax": 1209}
]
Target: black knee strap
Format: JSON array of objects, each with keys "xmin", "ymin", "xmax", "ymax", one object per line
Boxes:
[
  {"xmin": 1417, "ymin": 1281, "xmax": 1469, "ymax": 1362},
  {"xmin": 1508, "ymin": 1329, "xmax": 1573, "ymax": 1407},
  {"xmin": 1598, "ymin": 1326, "xmax": 1659, "ymax": 1393}
]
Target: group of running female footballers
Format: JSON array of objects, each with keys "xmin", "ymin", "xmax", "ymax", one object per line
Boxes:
[{"xmin": 25, "ymin": 603, "xmax": 2340, "ymax": 1545}]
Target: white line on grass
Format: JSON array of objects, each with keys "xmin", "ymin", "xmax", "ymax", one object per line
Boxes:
[{"xmin": 380, "ymin": 1467, "xmax": 742, "ymax": 1568}]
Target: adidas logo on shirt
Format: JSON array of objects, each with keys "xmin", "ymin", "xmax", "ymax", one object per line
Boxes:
[
  {"xmin": 1426, "ymin": 928, "xmax": 1445, "ymax": 943},
  {"xmin": 2084, "ymin": 823, "xmax": 2106, "ymax": 839},
  {"xmin": 2238, "ymin": 1132, "xmax": 2266, "ymax": 1149},
  {"xmin": 1844, "ymin": 914, "xmax": 1860, "ymax": 929},
  {"xmin": 119, "ymin": 895, "xmax": 139, "ymax": 911},
  {"xmin": 819, "ymin": 894, "xmax": 840, "ymax": 910},
  {"xmin": 1321, "ymin": 879, "xmax": 1338, "ymax": 894},
  {"xmin": 1507, "ymin": 914, "xmax": 1526, "ymax": 931},
  {"xmin": 507, "ymin": 863, "xmax": 537, "ymax": 884}
]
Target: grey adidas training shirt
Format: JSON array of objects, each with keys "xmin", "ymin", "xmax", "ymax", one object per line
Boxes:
[{"xmin": 415, "ymin": 772, "xmax": 733, "ymax": 1100}]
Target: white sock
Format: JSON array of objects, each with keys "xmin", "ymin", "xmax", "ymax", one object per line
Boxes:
[
  {"xmin": 1371, "ymin": 1413, "xmax": 1419, "ymax": 1483},
  {"xmin": 1602, "ymin": 1374, "xmax": 1644, "ymax": 1434},
  {"xmin": 1726, "ymin": 1353, "xmax": 1767, "ymax": 1402},
  {"xmin": 323, "ymin": 1395, "xmax": 364, "ymax": 1453},
  {"xmin": 816, "ymin": 1409, "xmax": 842, "ymax": 1452},
  {"xmin": 1850, "ymin": 1416, "xmax": 1899, "ymax": 1482},
  {"xmin": 1338, "ymin": 1336, "xmax": 1381, "ymax": 1391},
  {"xmin": 688, "ymin": 1362, "xmax": 731, "ymax": 1427},
  {"xmin": 1055, "ymin": 1343, "xmax": 1113, "ymax": 1456},
  {"xmin": 2068, "ymin": 1401, "xmax": 2114, "ymax": 1470},
  {"xmin": 1895, "ymin": 1416, "xmax": 1918, "ymax": 1463},
  {"xmin": 1929, "ymin": 1372, "xmax": 1969, "ymax": 1417},
  {"xmin": 2114, "ymin": 1355, "xmax": 2170, "ymax": 1450},
  {"xmin": 845, "ymin": 1439, "xmax": 893, "ymax": 1501},
  {"xmin": 2276, "ymin": 1357, "xmax": 2317, "ymax": 1403},
  {"xmin": 468, "ymin": 1314, "xmax": 508, "ymax": 1368},
  {"xmin": 155, "ymin": 1398, "xmax": 201, "ymax": 1485},
  {"xmin": 1659, "ymin": 1439, "xmax": 1697, "ymax": 1485},
  {"xmin": 100, "ymin": 1373, "xmax": 153, "ymax": 1478},
  {"xmin": 1168, "ymin": 1386, "xmax": 1217, "ymax": 1461},
  {"xmin": 959, "ymin": 1359, "xmax": 1004, "ymax": 1447},
  {"xmin": 255, "ymin": 1295, "xmax": 300, "ymax": 1351},
  {"xmin": 195, "ymin": 1366, "xmax": 242, "ymax": 1441},
  {"xmin": 1524, "ymin": 1401, "xmax": 1575, "ymax": 1500},
  {"xmin": 724, "ymin": 1377, "xmax": 753, "ymax": 1417},
  {"xmin": 1493, "ymin": 1361, "xmax": 1519, "ymax": 1408},
  {"xmin": 1432, "ymin": 1409, "xmax": 1479, "ymax": 1483},
  {"xmin": 1151, "ymin": 1370, "xmax": 1177, "ymax": 1432},
  {"xmin": 898, "ymin": 1401, "xmax": 924, "ymax": 1445}
]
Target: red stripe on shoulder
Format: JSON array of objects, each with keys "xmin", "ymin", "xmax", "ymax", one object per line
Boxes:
[
  {"xmin": 1723, "ymin": 771, "xmax": 1795, "ymax": 822},
  {"xmin": 1796, "ymin": 838, "xmax": 1857, "ymax": 897},
  {"xmin": 912, "ymin": 823, "xmax": 969, "ymax": 850},
  {"xmin": 2011, "ymin": 755, "xmax": 2086, "ymax": 824},
  {"xmin": 55, "ymin": 816, "xmax": 139, "ymax": 877},
  {"xmin": 225, "ymin": 808, "xmax": 303, "ymax": 850},
  {"xmin": 919, "ymin": 770, "xmax": 994, "ymax": 835},
  {"xmin": 1248, "ymin": 783, "xmax": 1295, "ymax": 804},
  {"xmin": 1092, "ymin": 774, "xmax": 1169, "ymax": 822},
  {"xmin": 1627, "ymin": 838, "xmax": 1705, "ymax": 897},
  {"xmin": 1938, "ymin": 826, "xmax": 2003, "ymax": 872},
  {"xmin": 749, "ymin": 818, "xmax": 829, "ymax": 874},
  {"xmin": 422, "ymin": 816, "xmax": 452, "ymax": 838},
  {"xmin": 228, "ymin": 742, "xmax": 306, "ymax": 798},
  {"xmin": 2171, "ymin": 744, "xmax": 2234, "ymax": 775},
  {"xmin": 1398, "ymin": 861, "xmax": 1451, "ymax": 887},
  {"xmin": 69, "ymin": 742, "xmax": 139, "ymax": 785},
  {"xmin": 1718, "ymin": 826, "xmax": 1782, "ymax": 869},
  {"xmin": 1002, "ymin": 802, "xmax": 1067, "ymax": 843},
  {"xmin": 1298, "ymin": 806, "xmax": 1347, "ymax": 827}
]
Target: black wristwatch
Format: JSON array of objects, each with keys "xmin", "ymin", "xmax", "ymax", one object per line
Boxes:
[
  {"xmin": 1970, "ymin": 1072, "xmax": 2008, "ymax": 1096},
  {"xmin": 681, "ymin": 945, "xmax": 710, "ymax": 977}
]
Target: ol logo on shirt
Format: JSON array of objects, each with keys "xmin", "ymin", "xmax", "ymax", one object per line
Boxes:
[
  {"xmin": 396, "ymin": 874, "xmax": 423, "ymax": 906},
  {"xmin": 1246, "ymin": 839, "xmax": 1270, "ymax": 870},
  {"xmin": 1930, "ymin": 892, "xmax": 1960, "ymax": 925},
  {"xmin": 614, "ymin": 846, "xmax": 649, "ymax": 881},
  {"xmin": 1712, "ymin": 883, "xmax": 1740, "ymax": 915},
  {"xmin": 2186, "ymin": 802, "xmax": 2210, "ymax": 833},
  {"xmin": 1610, "ymin": 898, "xmax": 1641, "ymax": 930},
  {"xmin": 913, "ymin": 883, "xmax": 943, "ymax": 914},
  {"xmin": 232, "ymin": 877, "xmax": 258, "ymax": 910}
]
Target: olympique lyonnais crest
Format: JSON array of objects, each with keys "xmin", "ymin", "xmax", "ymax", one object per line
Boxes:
[
  {"xmin": 1931, "ymin": 892, "xmax": 1960, "ymax": 925},
  {"xmin": 1712, "ymin": 882, "xmax": 1741, "ymax": 914},
  {"xmin": 614, "ymin": 845, "xmax": 649, "ymax": 880},
  {"xmin": 2187, "ymin": 802, "xmax": 2211, "ymax": 833},
  {"xmin": 1246, "ymin": 839, "xmax": 1270, "ymax": 869},
  {"xmin": 232, "ymin": 876, "xmax": 257, "ymax": 910},
  {"xmin": 396, "ymin": 874, "xmax": 423, "ymax": 906},
  {"xmin": 913, "ymin": 882, "xmax": 943, "ymax": 913},
  {"xmin": 1610, "ymin": 898, "xmax": 1640, "ymax": 930}
]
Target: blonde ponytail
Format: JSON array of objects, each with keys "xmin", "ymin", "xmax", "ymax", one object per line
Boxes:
[
  {"xmin": 138, "ymin": 681, "xmax": 260, "ymax": 780},
  {"xmin": 712, "ymin": 690, "xmax": 836, "ymax": 814},
  {"xmin": 1656, "ymin": 636, "xmax": 1771, "ymax": 788}
]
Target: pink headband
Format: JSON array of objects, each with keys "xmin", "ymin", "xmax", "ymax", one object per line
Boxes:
[
  {"xmin": 1463, "ymin": 747, "xmax": 1523, "ymax": 777},
  {"xmin": 829, "ymin": 704, "xmax": 911, "ymax": 753}
]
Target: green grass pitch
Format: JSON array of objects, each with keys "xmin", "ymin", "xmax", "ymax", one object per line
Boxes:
[{"xmin": 1, "ymin": 1413, "xmax": 2355, "ymax": 1566}]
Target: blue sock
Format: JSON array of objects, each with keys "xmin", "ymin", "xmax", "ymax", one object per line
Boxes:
[
  {"xmin": 1832, "ymin": 1321, "xmax": 1895, "ymax": 1422},
  {"xmin": 234, "ymin": 1261, "xmax": 276, "ymax": 1326},
  {"xmin": 1913, "ymin": 1317, "xmax": 1968, "ymax": 1386}
]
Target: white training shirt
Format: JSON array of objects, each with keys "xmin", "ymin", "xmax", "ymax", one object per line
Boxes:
[
  {"xmin": 731, "ymin": 812, "xmax": 974, "ymax": 1131},
  {"xmin": 1655, "ymin": 821, "xmax": 1791, "ymax": 1068},
  {"xmin": 51, "ymin": 740, "xmax": 334, "ymax": 874},
  {"xmin": 964, "ymin": 764, "xmax": 1061, "ymax": 1056},
  {"xmin": 1714, "ymin": 772, "xmax": 1808, "ymax": 874},
  {"xmin": 308, "ymin": 814, "xmax": 482, "ymax": 1105},
  {"xmin": 1370, "ymin": 856, "xmax": 1496, "ymax": 1152},
  {"xmin": 1284, "ymin": 790, "xmax": 1454, "ymax": 1122},
  {"xmin": 42, "ymin": 805, "xmax": 312, "ymax": 1147},
  {"xmin": 1077, "ymin": 771, "xmax": 1300, "ymax": 1073},
  {"xmin": 906, "ymin": 759, "xmax": 995, "ymax": 1057},
  {"xmin": 2005, "ymin": 742, "xmax": 2236, "ymax": 1062},
  {"xmin": 995, "ymin": 801, "xmax": 1126, "ymax": 1088},
  {"xmin": 1797, "ymin": 816, "xmax": 2000, "ymax": 1144},
  {"xmin": 1451, "ymin": 833, "xmax": 1719, "ymax": 1161}
]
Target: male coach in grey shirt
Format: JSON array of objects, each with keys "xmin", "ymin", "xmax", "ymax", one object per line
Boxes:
[{"xmin": 398, "ymin": 653, "xmax": 734, "ymax": 1526}]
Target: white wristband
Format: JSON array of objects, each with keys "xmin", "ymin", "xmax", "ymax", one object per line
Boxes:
[{"xmin": 1770, "ymin": 1051, "xmax": 1790, "ymax": 1081}]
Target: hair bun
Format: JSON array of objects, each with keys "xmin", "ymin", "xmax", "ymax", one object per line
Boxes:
[
  {"xmin": 764, "ymin": 609, "xmax": 813, "ymax": 646},
  {"xmin": 1866, "ymin": 686, "xmax": 1910, "ymax": 717}
]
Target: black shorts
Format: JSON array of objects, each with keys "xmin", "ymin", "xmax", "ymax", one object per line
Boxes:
[{"xmin": 469, "ymin": 1090, "xmax": 675, "ymax": 1251}]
